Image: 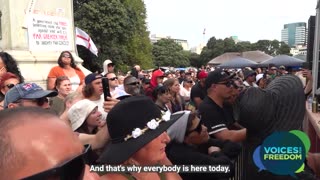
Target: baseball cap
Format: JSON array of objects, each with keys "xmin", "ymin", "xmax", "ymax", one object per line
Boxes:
[
  {"xmin": 85, "ymin": 73, "xmax": 102, "ymax": 85},
  {"xmin": 4, "ymin": 83, "xmax": 57, "ymax": 108},
  {"xmin": 205, "ymin": 69, "xmax": 232, "ymax": 89},
  {"xmin": 198, "ymin": 71, "xmax": 208, "ymax": 79}
]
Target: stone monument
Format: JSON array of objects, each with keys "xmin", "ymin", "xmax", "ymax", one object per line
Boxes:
[{"xmin": 0, "ymin": 0, "xmax": 90, "ymax": 88}]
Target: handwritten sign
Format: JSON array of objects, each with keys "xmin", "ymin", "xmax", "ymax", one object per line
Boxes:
[{"xmin": 28, "ymin": 15, "xmax": 72, "ymax": 51}]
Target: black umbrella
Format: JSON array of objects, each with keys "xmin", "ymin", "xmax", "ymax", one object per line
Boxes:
[
  {"xmin": 260, "ymin": 55, "xmax": 304, "ymax": 66},
  {"xmin": 217, "ymin": 57, "xmax": 258, "ymax": 68}
]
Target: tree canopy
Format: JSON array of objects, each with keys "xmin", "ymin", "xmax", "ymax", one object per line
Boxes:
[
  {"xmin": 74, "ymin": 0, "xmax": 153, "ymax": 72},
  {"xmin": 152, "ymin": 39, "xmax": 190, "ymax": 67}
]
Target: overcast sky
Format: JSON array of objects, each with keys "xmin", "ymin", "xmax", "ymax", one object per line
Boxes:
[{"xmin": 144, "ymin": 0, "xmax": 317, "ymax": 47}]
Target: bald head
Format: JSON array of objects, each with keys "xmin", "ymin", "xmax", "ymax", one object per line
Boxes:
[{"xmin": 0, "ymin": 107, "xmax": 83, "ymax": 179}]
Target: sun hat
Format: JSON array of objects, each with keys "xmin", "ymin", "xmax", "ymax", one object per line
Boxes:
[
  {"xmin": 68, "ymin": 99, "xmax": 98, "ymax": 131},
  {"xmin": 238, "ymin": 75, "xmax": 305, "ymax": 139},
  {"xmin": 4, "ymin": 83, "xmax": 57, "ymax": 108},
  {"xmin": 98, "ymin": 96, "xmax": 184, "ymax": 164}
]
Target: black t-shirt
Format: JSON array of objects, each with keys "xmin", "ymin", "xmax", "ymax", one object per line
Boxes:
[
  {"xmin": 190, "ymin": 82, "xmax": 207, "ymax": 102},
  {"xmin": 199, "ymin": 97, "xmax": 234, "ymax": 136}
]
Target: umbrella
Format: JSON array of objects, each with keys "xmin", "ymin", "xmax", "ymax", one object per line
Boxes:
[
  {"xmin": 260, "ymin": 55, "xmax": 304, "ymax": 66},
  {"xmin": 217, "ymin": 57, "xmax": 258, "ymax": 68}
]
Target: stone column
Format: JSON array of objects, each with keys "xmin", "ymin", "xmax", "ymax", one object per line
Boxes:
[{"xmin": 0, "ymin": 0, "xmax": 90, "ymax": 88}]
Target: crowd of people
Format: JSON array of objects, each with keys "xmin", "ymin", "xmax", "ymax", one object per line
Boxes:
[{"xmin": 0, "ymin": 50, "xmax": 319, "ymax": 179}]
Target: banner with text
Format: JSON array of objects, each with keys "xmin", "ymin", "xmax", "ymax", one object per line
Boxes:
[{"xmin": 28, "ymin": 15, "xmax": 72, "ymax": 51}]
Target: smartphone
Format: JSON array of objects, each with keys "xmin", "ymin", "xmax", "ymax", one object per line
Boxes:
[{"xmin": 101, "ymin": 77, "xmax": 111, "ymax": 101}]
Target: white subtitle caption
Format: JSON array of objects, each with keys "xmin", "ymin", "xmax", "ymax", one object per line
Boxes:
[{"xmin": 90, "ymin": 165, "xmax": 230, "ymax": 173}]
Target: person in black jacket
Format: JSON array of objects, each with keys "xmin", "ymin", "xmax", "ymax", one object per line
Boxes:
[{"xmin": 166, "ymin": 111, "xmax": 241, "ymax": 180}]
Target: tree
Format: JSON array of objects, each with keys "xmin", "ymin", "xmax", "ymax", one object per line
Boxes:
[
  {"xmin": 189, "ymin": 52, "xmax": 201, "ymax": 68},
  {"xmin": 235, "ymin": 41, "xmax": 252, "ymax": 52},
  {"xmin": 277, "ymin": 42, "xmax": 291, "ymax": 55},
  {"xmin": 152, "ymin": 39, "xmax": 190, "ymax": 67},
  {"xmin": 74, "ymin": 0, "xmax": 153, "ymax": 72}
]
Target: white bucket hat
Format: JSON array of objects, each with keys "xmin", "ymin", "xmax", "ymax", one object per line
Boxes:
[{"xmin": 68, "ymin": 99, "xmax": 98, "ymax": 131}]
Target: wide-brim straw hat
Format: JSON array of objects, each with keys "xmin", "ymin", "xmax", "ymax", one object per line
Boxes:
[
  {"xmin": 239, "ymin": 75, "xmax": 305, "ymax": 139},
  {"xmin": 98, "ymin": 96, "xmax": 184, "ymax": 164}
]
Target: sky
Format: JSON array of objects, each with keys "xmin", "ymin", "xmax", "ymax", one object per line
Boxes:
[{"xmin": 144, "ymin": 0, "xmax": 317, "ymax": 47}]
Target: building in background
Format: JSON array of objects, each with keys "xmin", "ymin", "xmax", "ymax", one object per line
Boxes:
[
  {"xmin": 190, "ymin": 43, "xmax": 205, "ymax": 54},
  {"xmin": 281, "ymin": 22, "xmax": 307, "ymax": 47},
  {"xmin": 150, "ymin": 34, "xmax": 190, "ymax": 50}
]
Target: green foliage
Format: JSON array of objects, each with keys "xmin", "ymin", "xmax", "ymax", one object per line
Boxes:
[
  {"xmin": 199, "ymin": 37, "xmax": 291, "ymax": 66},
  {"xmin": 152, "ymin": 39, "xmax": 190, "ymax": 67},
  {"xmin": 73, "ymin": 0, "xmax": 153, "ymax": 72}
]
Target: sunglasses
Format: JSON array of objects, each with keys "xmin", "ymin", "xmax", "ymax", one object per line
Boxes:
[
  {"xmin": 107, "ymin": 64, "xmax": 115, "ymax": 67},
  {"xmin": 15, "ymin": 97, "xmax": 49, "ymax": 106},
  {"xmin": 126, "ymin": 82, "xmax": 140, "ymax": 86},
  {"xmin": 185, "ymin": 121, "xmax": 203, "ymax": 136},
  {"xmin": 108, "ymin": 77, "xmax": 118, "ymax": 81},
  {"xmin": 5, "ymin": 83, "xmax": 15, "ymax": 89},
  {"xmin": 216, "ymin": 81, "xmax": 233, "ymax": 88},
  {"xmin": 62, "ymin": 54, "xmax": 71, "ymax": 58},
  {"xmin": 22, "ymin": 145, "xmax": 91, "ymax": 180}
]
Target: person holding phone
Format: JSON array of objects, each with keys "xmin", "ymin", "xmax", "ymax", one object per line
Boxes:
[{"xmin": 83, "ymin": 73, "xmax": 108, "ymax": 120}]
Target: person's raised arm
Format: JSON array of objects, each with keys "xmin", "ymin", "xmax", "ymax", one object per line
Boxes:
[{"xmin": 214, "ymin": 128, "xmax": 246, "ymax": 143}]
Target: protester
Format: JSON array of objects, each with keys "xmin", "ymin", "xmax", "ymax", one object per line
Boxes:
[
  {"xmin": 83, "ymin": 73, "xmax": 107, "ymax": 120},
  {"xmin": 123, "ymin": 75, "xmax": 141, "ymax": 96},
  {"xmin": 180, "ymin": 79, "xmax": 193, "ymax": 102},
  {"xmin": 164, "ymin": 78, "xmax": 185, "ymax": 113},
  {"xmin": 47, "ymin": 51, "xmax": 85, "ymax": 91},
  {"xmin": 199, "ymin": 69, "xmax": 246, "ymax": 142},
  {"xmin": 101, "ymin": 59, "xmax": 115, "ymax": 75},
  {"xmin": 153, "ymin": 85, "xmax": 172, "ymax": 117},
  {"xmin": 4, "ymin": 83, "xmax": 57, "ymax": 109},
  {"xmin": 242, "ymin": 69, "xmax": 258, "ymax": 87},
  {"xmin": 68, "ymin": 99, "xmax": 106, "ymax": 164},
  {"xmin": 49, "ymin": 76, "xmax": 71, "ymax": 115},
  {"xmin": 98, "ymin": 96, "xmax": 184, "ymax": 180},
  {"xmin": 0, "ymin": 107, "xmax": 100, "ymax": 179},
  {"xmin": 190, "ymin": 70, "xmax": 207, "ymax": 109},
  {"xmin": 239, "ymin": 75, "xmax": 315, "ymax": 179},
  {"xmin": 68, "ymin": 99, "xmax": 105, "ymax": 134},
  {"xmin": 166, "ymin": 111, "xmax": 239, "ymax": 180},
  {"xmin": 0, "ymin": 52, "xmax": 24, "ymax": 82},
  {"xmin": 106, "ymin": 72, "xmax": 127, "ymax": 98},
  {"xmin": 0, "ymin": 72, "xmax": 21, "ymax": 109},
  {"xmin": 145, "ymin": 69, "xmax": 166, "ymax": 100}
]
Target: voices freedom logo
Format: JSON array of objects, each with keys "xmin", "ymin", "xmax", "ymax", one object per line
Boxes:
[{"xmin": 253, "ymin": 130, "xmax": 310, "ymax": 177}]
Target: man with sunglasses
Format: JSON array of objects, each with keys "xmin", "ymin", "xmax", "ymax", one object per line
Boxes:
[
  {"xmin": 199, "ymin": 69, "xmax": 247, "ymax": 142},
  {"xmin": 123, "ymin": 75, "xmax": 142, "ymax": 96},
  {"xmin": 4, "ymin": 83, "xmax": 57, "ymax": 109},
  {"xmin": 0, "ymin": 107, "xmax": 99, "ymax": 179},
  {"xmin": 106, "ymin": 72, "xmax": 127, "ymax": 99}
]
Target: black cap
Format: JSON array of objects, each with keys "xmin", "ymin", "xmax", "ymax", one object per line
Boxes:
[{"xmin": 205, "ymin": 69, "xmax": 232, "ymax": 90}]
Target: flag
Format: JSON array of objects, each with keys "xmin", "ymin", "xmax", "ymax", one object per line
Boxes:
[
  {"xmin": 75, "ymin": 27, "xmax": 98, "ymax": 56},
  {"xmin": 203, "ymin": 28, "xmax": 206, "ymax": 35}
]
